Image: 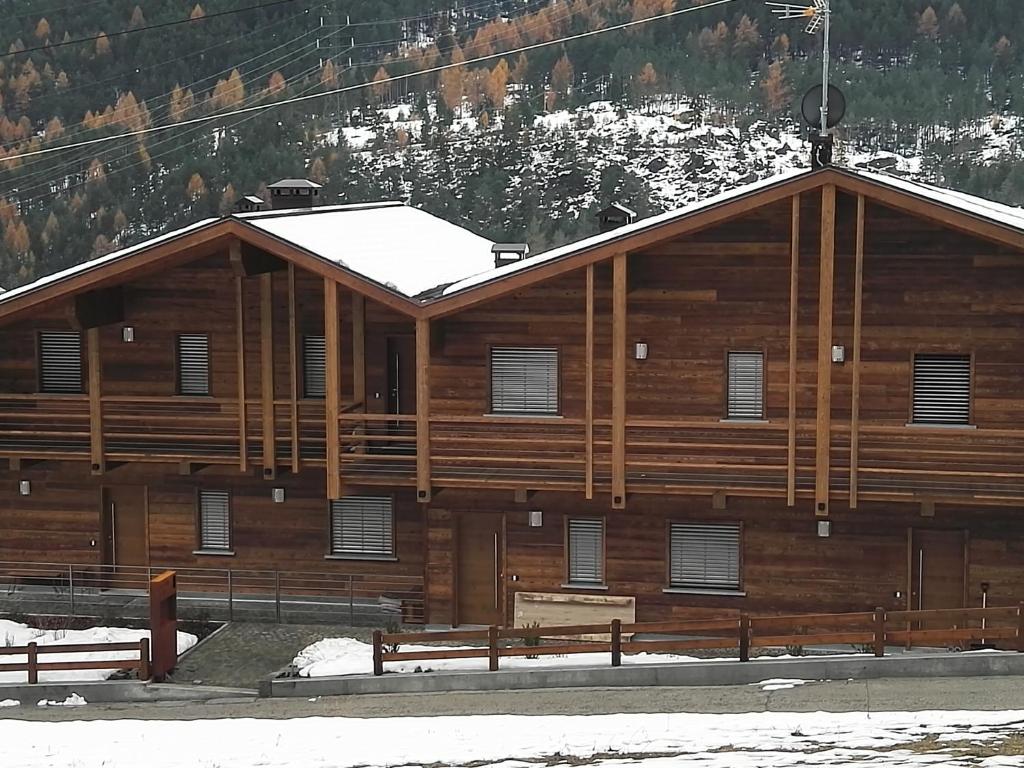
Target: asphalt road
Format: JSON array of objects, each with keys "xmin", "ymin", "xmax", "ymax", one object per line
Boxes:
[{"xmin": 7, "ymin": 675, "xmax": 1024, "ymax": 722}]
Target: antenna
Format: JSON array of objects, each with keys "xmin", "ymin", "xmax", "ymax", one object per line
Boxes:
[{"xmin": 766, "ymin": 0, "xmax": 831, "ymax": 139}]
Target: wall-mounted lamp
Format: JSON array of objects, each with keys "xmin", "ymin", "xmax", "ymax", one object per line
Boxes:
[
  {"xmin": 528, "ymin": 510, "xmax": 543, "ymax": 527},
  {"xmin": 817, "ymin": 520, "xmax": 831, "ymax": 538},
  {"xmin": 18, "ymin": 480, "xmax": 31, "ymax": 496},
  {"xmin": 272, "ymin": 487, "xmax": 286, "ymax": 503},
  {"xmin": 831, "ymin": 345, "xmax": 845, "ymax": 363},
  {"xmin": 122, "ymin": 326, "xmax": 135, "ymax": 343},
  {"xmin": 635, "ymin": 342, "xmax": 649, "ymax": 361}
]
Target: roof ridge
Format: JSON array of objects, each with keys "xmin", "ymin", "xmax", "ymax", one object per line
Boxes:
[{"xmin": 233, "ymin": 200, "xmax": 404, "ymax": 220}]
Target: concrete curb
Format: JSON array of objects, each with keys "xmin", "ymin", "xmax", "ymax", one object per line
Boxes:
[
  {"xmin": 0, "ymin": 680, "xmax": 257, "ymax": 705},
  {"xmin": 267, "ymin": 651, "xmax": 1024, "ymax": 698}
]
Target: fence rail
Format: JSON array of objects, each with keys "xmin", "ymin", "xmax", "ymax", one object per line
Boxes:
[
  {"xmin": 371, "ymin": 604, "xmax": 1024, "ymax": 675},
  {"xmin": 0, "ymin": 638, "xmax": 150, "ymax": 684}
]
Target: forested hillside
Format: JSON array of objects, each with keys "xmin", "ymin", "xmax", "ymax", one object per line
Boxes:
[{"xmin": 0, "ymin": 0, "xmax": 1022, "ymax": 288}]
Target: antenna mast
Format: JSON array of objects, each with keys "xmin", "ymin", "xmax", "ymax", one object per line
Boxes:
[{"xmin": 766, "ymin": 0, "xmax": 831, "ymax": 138}]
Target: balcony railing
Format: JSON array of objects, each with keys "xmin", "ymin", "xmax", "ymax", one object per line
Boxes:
[{"xmin": 0, "ymin": 394, "xmax": 90, "ymax": 458}]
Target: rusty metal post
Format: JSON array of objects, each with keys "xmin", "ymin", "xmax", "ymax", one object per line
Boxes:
[
  {"xmin": 1017, "ymin": 602, "xmax": 1024, "ymax": 653},
  {"xmin": 610, "ymin": 619, "xmax": 622, "ymax": 667},
  {"xmin": 68, "ymin": 565, "xmax": 75, "ymax": 616},
  {"xmin": 488, "ymin": 625, "xmax": 499, "ymax": 672},
  {"xmin": 227, "ymin": 569, "xmax": 234, "ymax": 623},
  {"xmin": 873, "ymin": 607, "xmax": 886, "ymax": 657},
  {"xmin": 372, "ymin": 630, "xmax": 384, "ymax": 676},
  {"xmin": 27, "ymin": 642, "xmax": 37, "ymax": 684},
  {"xmin": 139, "ymin": 637, "xmax": 151, "ymax": 680},
  {"xmin": 739, "ymin": 614, "xmax": 750, "ymax": 662},
  {"xmin": 275, "ymin": 571, "xmax": 281, "ymax": 623}
]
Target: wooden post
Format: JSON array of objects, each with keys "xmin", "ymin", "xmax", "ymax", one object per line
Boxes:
[
  {"xmin": 787, "ymin": 195, "xmax": 800, "ymax": 506},
  {"xmin": 139, "ymin": 637, "xmax": 151, "ymax": 681},
  {"xmin": 324, "ymin": 278, "xmax": 342, "ymax": 500},
  {"xmin": 488, "ymin": 625, "xmax": 499, "ymax": 671},
  {"xmin": 260, "ymin": 273, "xmax": 276, "ymax": 479},
  {"xmin": 850, "ymin": 195, "xmax": 866, "ymax": 508},
  {"xmin": 585, "ymin": 264, "xmax": 595, "ymax": 500},
  {"xmin": 287, "ymin": 263, "xmax": 300, "ymax": 473},
  {"xmin": 611, "ymin": 253, "xmax": 627, "ymax": 509},
  {"xmin": 27, "ymin": 641, "xmax": 37, "ymax": 684},
  {"xmin": 372, "ymin": 629, "xmax": 384, "ymax": 675},
  {"xmin": 416, "ymin": 317, "xmax": 432, "ymax": 503},
  {"xmin": 1017, "ymin": 603, "xmax": 1024, "ymax": 653},
  {"xmin": 610, "ymin": 618, "xmax": 622, "ymax": 667},
  {"xmin": 87, "ymin": 327, "xmax": 104, "ymax": 475},
  {"xmin": 873, "ymin": 606, "xmax": 886, "ymax": 657},
  {"xmin": 739, "ymin": 615, "xmax": 750, "ymax": 662},
  {"xmin": 814, "ymin": 184, "xmax": 837, "ymax": 517},
  {"xmin": 235, "ymin": 275, "xmax": 248, "ymax": 472}
]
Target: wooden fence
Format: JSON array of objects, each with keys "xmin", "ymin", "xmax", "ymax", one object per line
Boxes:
[
  {"xmin": 0, "ymin": 638, "xmax": 150, "ymax": 684},
  {"xmin": 371, "ymin": 605, "xmax": 1024, "ymax": 675}
]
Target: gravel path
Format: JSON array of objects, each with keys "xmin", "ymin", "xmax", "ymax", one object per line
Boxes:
[{"xmin": 8, "ymin": 675, "xmax": 1024, "ymax": 721}]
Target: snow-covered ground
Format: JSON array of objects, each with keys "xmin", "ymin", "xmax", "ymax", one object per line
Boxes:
[
  {"xmin": 3, "ymin": 710, "xmax": 1024, "ymax": 767},
  {"xmin": 0, "ymin": 619, "xmax": 197, "ymax": 684}
]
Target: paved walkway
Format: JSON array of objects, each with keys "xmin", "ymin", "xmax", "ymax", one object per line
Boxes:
[
  {"xmin": 9, "ymin": 675, "xmax": 1024, "ymax": 721},
  {"xmin": 169, "ymin": 622, "xmax": 372, "ymax": 690}
]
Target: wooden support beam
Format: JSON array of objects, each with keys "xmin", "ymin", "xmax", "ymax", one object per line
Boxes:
[
  {"xmin": 850, "ymin": 194, "xmax": 865, "ymax": 509},
  {"xmin": 72, "ymin": 287, "xmax": 124, "ymax": 330},
  {"xmin": 814, "ymin": 184, "xmax": 837, "ymax": 517},
  {"xmin": 787, "ymin": 194, "xmax": 800, "ymax": 507},
  {"xmin": 260, "ymin": 273, "xmax": 276, "ymax": 480},
  {"xmin": 416, "ymin": 317, "xmax": 432, "ymax": 503},
  {"xmin": 287, "ymin": 264, "xmax": 300, "ymax": 474},
  {"xmin": 87, "ymin": 328, "xmax": 104, "ymax": 475},
  {"xmin": 234, "ymin": 275, "xmax": 248, "ymax": 473},
  {"xmin": 585, "ymin": 264, "xmax": 595, "ymax": 500},
  {"xmin": 324, "ymin": 278, "xmax": 342, "ymax": 500},
  {"xmin": 612, "ymin": 253, "xmax": 627, "ymax": 509}
]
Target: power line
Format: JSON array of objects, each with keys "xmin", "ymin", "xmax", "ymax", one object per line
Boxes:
[
  {"xmin": 4, "ymin": 0, "xmax": 299, "ymax": 58},
  {"xmin": 3, "ymin": 0, "xmax": 738, "ymax": 164}
]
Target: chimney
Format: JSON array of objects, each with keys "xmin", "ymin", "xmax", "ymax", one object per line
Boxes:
[
  {"xmin": 491, "ymin": 243, "xmax": 530, "ymax": 268},
  {"xmin": 232, "ymin": 195, "xmax": 265, "ymax": 214},
  {"xmin": 267, "ymin": 179, "xmax": 323, "ymax": 210},
  {"xmin": 596, "ymin": 202, "xmax": 637, "ymax": 233}
]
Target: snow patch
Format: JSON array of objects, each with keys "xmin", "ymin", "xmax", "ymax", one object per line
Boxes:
[
  {"xmin": 0, "ymin": 699, "xmax": 19, "ymax": 707},
  {"xmin": 753, "ymin": 678, "xmax": 814, "ymax": 691},
  {"xmin": 36, "ymin": 693, "xmax": 86, "ymax": 707}
]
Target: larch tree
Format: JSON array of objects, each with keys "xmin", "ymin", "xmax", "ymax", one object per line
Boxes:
[
  {"xmin": 320, "ymin": 59, "xmax": 338, "ymax": 89},
  {"xmin": 267, "ymin": 71, "xmax": 287, "ymax": 96},
  {"xmin": 86, "ymin": 158, "xmax": 107, "ymax": 187},
  {"xmin": 186, "ymin": 173, "xmax": 207, "ymax": 201},
  {"xmin": 637, "ymin": 62, "xmax": 658, "ymax": 111},
  {"xmin": 95, "ymin": 32, "xmax": 111, "ymax": 57},
  {"xmin": 129, "ymin": 5, "xmax": 146, "ymax": 29},
  {"xmin": 190, "ymin": 4, "xmax": 206, "ymax": 20},
  {"xmin": 550, "ymin": 53, "xmax": 574, "ymax": 106},
  {"xmin": 440, "ymin": 44, "xmax": 466, "ymax": 113},
  {"xmin": 34, "ymin": 18, "xmax": 51, "ymax": 40},
  {"xmin": 733, "ymin": 15, "xmax": 761, "ymax": 58},
  {"xmin": 91, "ymin": 234, "xmax": 114, "ymax": 259},
  {"xmin": 44, "ymin": 116, "xmax": 63, "ymax": 140},
  {"xmin": 371, "ymin": 66, "xmax": 390, "ymax": 104},
  {"xmin": 510, "ymin": 52, "xmax": 529, "ymax": 84},
  {"xmin": 761, "ymin": 60, "xmax": 791, "ymax": 114},
  {"xmin": 308, "ymin": 157, "xmax": 328, "ymax": 184},
  {"xmin": 113, "ymin": 208, "xmax": 128, "ymax": 234},
  {"xmin": 917, "ymin": 7, "xmax": 939, "ymax": 40},
  {"xmin": 485, "ymin": 59, "xmax": 509, "ymax": 112}
]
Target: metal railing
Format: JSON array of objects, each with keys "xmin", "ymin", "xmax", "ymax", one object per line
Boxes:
[{"xmin": 0, "ymin": 561, "xmax": 424, "ymax": 626}]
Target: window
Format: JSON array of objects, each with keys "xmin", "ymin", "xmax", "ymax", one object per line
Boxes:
[
  {"xmin": 197, "ymin": 490, "xmax": 231, "ymax": 552},
  {"xmin": 726, "ymin": 351, "xmax": 764, "ymax": 420},
  {"xmin": 177, "ymin": 334, "xmax": 210, "ymax": 396},
  {"xmin": 490, "ymin": 346, "xmax": 559, "ymax": 414},
  {"xmin": 566, "ymin": 518, "xmax": 604, "ymax": 585},
  {"xmin": 38, "ymin": 331, "xmax": 83, "ymax": 394},
  {"xmin": 912, "ymin": 354, "xmax": 971, "ymax": 425},
  {"xmin": 303, "ymin": 335, "xmax": 327, "ymax": 398},
  {"xmin": 669, "ymin": 523, "xmax": 741, "ymax": 591},
  {"xmin": 329, "ymin": 496, "xmax": 394, "ymax": 558}
]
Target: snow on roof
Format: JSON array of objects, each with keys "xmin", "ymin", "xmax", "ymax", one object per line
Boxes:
[
  {"xmin": 240, "ymin": 203, "xmax": 495, "ymax": 298},
  {"xmin": 0, "ymin": 217, "xmax": 219, "ymax": 308},
  {"xmin": 268, "ymin": 179, "xmax": 323, "ymax": 189},
  {"xmin": 441, "ymin": 168, "xmax": 812, "ymax": 297}
]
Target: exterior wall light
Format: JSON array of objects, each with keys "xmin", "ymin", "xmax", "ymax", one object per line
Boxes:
[
  {"xmin": 635, "ymin": 342, "xmax": 649, "ymax": 361},
  {"xmin": 122, "ymin": 326, "xmax": 135, "ymax": 343},
  {"xmin": 272, "ymin": 488, "xmax": 286, "ymax": 503},
  {"xmin": 528, "ymin": 510, "xmax": 543, "ymax": 527},
  {"xmin": 19, "ymin": 480, "xmax": 31, "ymax": 496},
  {"xmin": 817, "ymin": 520, "xmax": 832, "ymax": 538}
]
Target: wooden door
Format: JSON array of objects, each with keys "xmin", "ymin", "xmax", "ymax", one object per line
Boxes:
[
  {"xmin": 456, "ymin": 513, "xmax": 504, "ymax": 626},
  {"xmin": 385, "ymin": 336, "xmax": 416, "ymax": 453},
  {"xmin": 910, "ymin": 529, "xmax": 966, "ymax": 615},
  {"xmin": 101, "ymin": 487, "xmax": 149, "ymax": 570}
]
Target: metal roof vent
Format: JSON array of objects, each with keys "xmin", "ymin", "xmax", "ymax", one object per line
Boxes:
[
  {"xmin": 492, "ymin": 243, "xmax": 530, "ymax": 268},
  {"xmin": 597, "ymin": 202, "xmax": 637, "ymax": 233},
  {"xmin": 268, "ymin": 179, "xmax": 323, "ymax": 210},
  {"xmin": 232, "ymin": 195, "xmax": 265, "ymax": 214}
]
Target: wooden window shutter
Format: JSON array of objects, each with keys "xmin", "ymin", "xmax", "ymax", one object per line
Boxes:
[
  {"xmin": 178, "ymin": 334, "xmax": 210, "ymax": 396},
  {"xmin": 490, "ymin": 346, "xmax": 559, "ymax": 414},
  {"xmin": 38, "ymin": 331, "xmax": 83, "ymax": 394},
  {"xmin": 198, "ymin": 490, "xmax": 231, "ymax": 551},
  {"xmin": 329, "ymin": 496, "xmax": 394, "ymax": 557},
  {"xmin": 303, "ymin": 335, "xmax": 327, "ymax": 398},
  {"xmin": 567, "ymin": 518, "xmax": 604, "ymax": 584},
  {"xmin": 670, "ymin": 523, "xmax": 741, "ymax": 590},
  {"xmin": 727, "ymin": 351, "xmax": 764, "ymax": 419},
  {"xmin": 912, "ymin": 354, "xmax": 971, "ymax": 425}
]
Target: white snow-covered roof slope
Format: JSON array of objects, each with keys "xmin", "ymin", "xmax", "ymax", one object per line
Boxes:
[{"xmin": 238, "ymin": 202, "xmax": 495, "ymax": 298}]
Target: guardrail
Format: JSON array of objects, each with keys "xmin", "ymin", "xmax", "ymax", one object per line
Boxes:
[
  {"xmin": 371, "ymin": 604, "xmax": 1024, "ymax": 675},
  {"xmin": 0, "ymin": 638, "xmax": 150, "ymax": 684}
]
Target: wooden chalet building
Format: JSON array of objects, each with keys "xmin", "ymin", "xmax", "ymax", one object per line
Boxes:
[{"xmin": 3, "ymin": 167, "xmax": 1024, "ymax": 626}]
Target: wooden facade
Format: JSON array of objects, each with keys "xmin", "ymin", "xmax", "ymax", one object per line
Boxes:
[{"xmin": 3, "ymin": 168, "xmax": 1024, "ymax": 626}]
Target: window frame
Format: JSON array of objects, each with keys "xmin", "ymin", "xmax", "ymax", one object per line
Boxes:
[
  {"xmin": 664, "ymin": 520, "xmax": 745, "ymax": 596},
  {"xmin": 723, "ymin": 348, "xmax": 767, "ymax": 422},
  {"xmin": 563, "ymin": 516, "xmax": 607, "ymax": 590},
  {"xmin": 908, "ymin": 350, "xmax": 975, "ymax": 428},
  {"xmin": 194, "ymin": 488, "xmax": 233, "ymax": 556},
  {"xmin": 302, "ymin": 334, "xmax": 327, "ymax": 400},
  {"xmin": 325, "ymin": 494, "xmax": 398, "ymax": 561},
  {"xmin": 36, "ymin": 330, "xmax": 84, "ymax": 395},
  {"xmin": 487, "ymin": 344, "xmax": 562, "ymax": 417},
  {"xmin": 176, "ymin": 333, "xmax": 211, "ymax": 397}
]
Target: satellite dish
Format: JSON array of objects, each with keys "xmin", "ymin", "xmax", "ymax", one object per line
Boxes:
[{"xmin": 800, "ymin": 84, "xmax": 846, "ymax": 129}]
